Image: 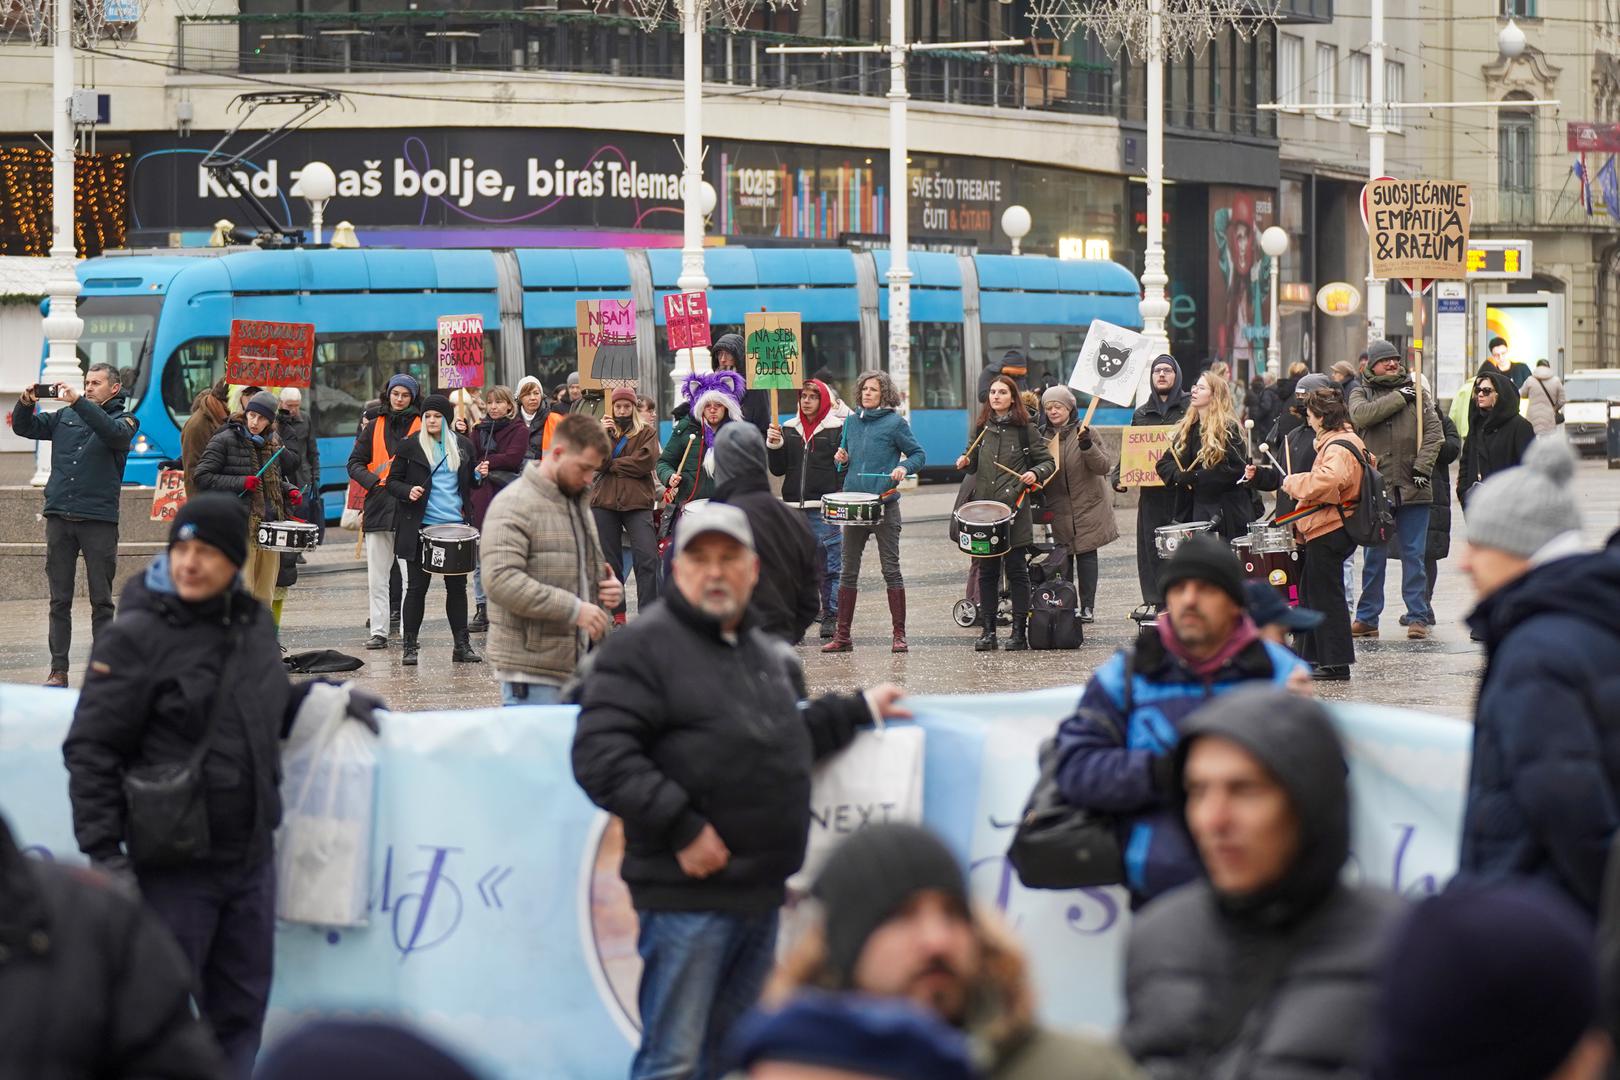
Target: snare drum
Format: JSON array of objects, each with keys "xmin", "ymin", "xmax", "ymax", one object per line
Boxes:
[
  {"xmin": 420, "ymin": 523, "xmax": 480, "ymax": 575},
  {"xmin": 1247, "ymin": 522, "xmax": 1297, "ymax": 555},
  {"xmin": 823, "ymin": 492, "xmax": 884, "ymax": 528},
  {"xmin": 1153, "ymin": 520, "xmax": 1215, "ymax": 560},
  {"xmin": 255, "ymin": 520, "xmax": 319, "ymax": 552},
  {"xmin": 1232, "ymin": 535, "xmax": 1301, "ymax": 605},
  {"xmin": 954, "ymin": 500, "xmax": 1015, "ymax": 558}
]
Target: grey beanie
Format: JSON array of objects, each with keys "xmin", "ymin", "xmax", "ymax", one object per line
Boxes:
[
  {"xmin": 1041, "ymin": 384, "xmax": 1077, "ymax": 412},
  {"xmin": 1294, "ymin": 373, "xmax": 1334, "ymax": 396},
  {"xmin": 245, "ymin": 391, "xmax": 281, "ymax": 421},
  {"xmin": 1465, "ymin": 437, "xmax": 1581, "ymax": 558}
]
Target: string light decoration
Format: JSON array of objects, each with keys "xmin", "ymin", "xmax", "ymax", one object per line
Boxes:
[
  {"xmin": 1028, "ymin": 0, "xmax": 1280, "ymax": 60},
  {"xmin": 0, "ymin": 147, "xmax": 127, "ymax": 257},
  {"xmin": 594, "ymin": 0, "xmax": 797, "ymax": 31}
]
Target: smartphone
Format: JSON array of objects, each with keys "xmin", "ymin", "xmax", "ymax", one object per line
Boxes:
[{"xmin": 32, "ymin": 383, "xmax": 58, "ymax": 398}]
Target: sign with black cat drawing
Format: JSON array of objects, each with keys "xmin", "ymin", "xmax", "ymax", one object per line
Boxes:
[{"xmin": 1067, "ymin": 319, "xmax": 1153, "ymax": 409}]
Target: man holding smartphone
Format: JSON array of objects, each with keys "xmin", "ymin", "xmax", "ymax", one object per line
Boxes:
[{"xmin": 12, "ymin": 362, "xmax": 138, "ymax": 687}]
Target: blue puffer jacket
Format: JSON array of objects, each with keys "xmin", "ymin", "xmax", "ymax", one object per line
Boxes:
[
  {"xmin": 10, "ymin": 393, "xmax": 137, "ymax": 523},
  {"xmin": 1055, "ymin": 624, "xmax": 1306, "ymax": 906},
  {"xmin": 1459, "ymin": 533, "xmax": 1620, "ymax": 915},
  {"xmin": 836, "ymin": 406, "xmax": 925, "ymax": 502}
]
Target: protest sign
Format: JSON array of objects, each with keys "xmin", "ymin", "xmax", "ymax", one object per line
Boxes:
[
  {"xmin": 1364, "ymin": 179, "xmax": 1472, "ymax": 281},
  {"xmin": 1117, "ymin": 425, "xmax": 1174, "ymax": 487},
  {"xmin": 1068, "ymin": 320, "xmax": 1154, "ymax": 414},
  {"xmin": 436, "ymin": 315, "xmax": 485, "ymax": 390},
  {"xmin": 663, "ymin": 292, "xmax": 711, "ymax": 351},
  {"xmin": 149, "ymin": 468, "xmax": 186, "ymax": 521},
  {"xmin": 226, "ymin": 319, "xmax": 315, "ymax": 388},
  {"xmin": 744, "ymin": 312, "xmax": 803, "ymax": 391},
  {"xmin": 575, "ymin": 299, "xmax": 639, "ymax": 391}
]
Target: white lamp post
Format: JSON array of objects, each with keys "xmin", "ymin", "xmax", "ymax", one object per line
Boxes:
[
  {"xmin": 297, "ymin": 161, "xmax": 337, "ymax": 246},
  {"xmin": 1260, "ymin": 225, "xmax": 1289, "ymax": 377},
  {"xmin": 1001, "ymin": 204, "xmax": 1032, "ymax": 256}
]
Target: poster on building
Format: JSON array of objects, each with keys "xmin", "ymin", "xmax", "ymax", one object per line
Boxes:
[
  {"xmin": 663, "ymin": 292, "xmax": 711, "ymax": 351},
  {"xmin": 149, "ymin": 468, "xmax": 186, "ymax": 521},
  {"xmin": 1434, "ymin": 283, "xmax": 1468, "ymax": 400},
  {"xmin": 744, "ymin": 312, "xmax": 803, "ymax": 390},
  {"xmin": 1068, "ymin": 320, "xmax": 1154, "ymax": 407},
  {"xmin": 436, "ymin": 314, "xmax": 484, "ymax": 390},
  {"xmin": 1209, "ymin": 187, "xmax": 1277, "ymax": 378},
  {"xmin": 1117, "ymin": 426, "xmax": 1173, "ymax": 487},
  {"xmin": 1364, "ymin": 179, "xmax": 1472, "ymax": 281},
  {"xmin": 226, "ymin": 319, "xmax": 315, "ymax": 387},
  {"xmin": 575, "ymin": 299, "xmax": 639, "ymax": 391}
]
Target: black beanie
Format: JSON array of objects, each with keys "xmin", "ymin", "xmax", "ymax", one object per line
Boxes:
[
  {"xmin": 1157, "ymin": 532, "xmax": 1247, "ymax": 608},
  {"xmin": 255, "ymin": 1019, "xmax": 483, "ymax": 1080},
  {"xmin": 169, "ymin": 493, "xmax": 248, "ymax": 568},
  {"xmin": 1372, "ymin": 882, "xmax": 1598, "ymax": 1080},
  {"xmin": 812, "ymin": 824, "xmax": 969, "ymax": 987},
  {"xmin": 420, "ymin": 393, "xmax": 456, "ymax": 420}
]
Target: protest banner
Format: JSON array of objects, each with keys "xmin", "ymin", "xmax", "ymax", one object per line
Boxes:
[
  {"xmin": 575, "ymin": 299, "xmax": 639, "ymax": 391},
  {"xmin": 745, "ymin": 311, "xmax": 803, "ymax": 416},
  {"xmin": 436, "ymin": 314, "xmax": 485, "ymax": 390},
  {"xmin": 149, "ymin": 468, "xmax": 186, "ymax": 521},
  {"xmin": 1068, "ymin": 320, "xmax": 1154, "ymax": 424},
  {"xmin": 226, "ymin": 319, "xmax": 315, "ymax": 388},
  {"xmin": 1117, "ymin": 425, "xmax": 1174, "ymax": 487},
  {"xmin": 663, "ymin": 292, "xmax": 711, "ymax": 351},
  {"xmin": 1364, "ymin": 178, "xmax": 1472, "ymax": 281}
]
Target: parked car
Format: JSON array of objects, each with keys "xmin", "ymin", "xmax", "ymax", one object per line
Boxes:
[{"xmin": 1564, "ymin": 369, "xmax": 1620, "ymax": 455}]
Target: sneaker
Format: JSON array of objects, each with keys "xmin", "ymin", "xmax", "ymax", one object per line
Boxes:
[
  {"xmin": 1406, "ymin": 621, "xmax": 1430, "ymax": 640},
  {"xmin": 1311, "ymin": 664, "xmax": 1351, "ymax": 682},
  {"xmin": 43, "ymin": 670, "xmax": 67, "ymax": 688},
  {"xmin": 364, "ymin": 634, "xmax": 387, "ymax": 650},
  {"xmin": 1351, "ymin": 620, "xmax": 1379, "ymax": 638},
  {"xmin": 1080, "ymin": 607, "xmax": 1095, "ymax": 624}
]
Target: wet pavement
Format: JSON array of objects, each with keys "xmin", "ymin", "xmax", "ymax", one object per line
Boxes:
[{"xmin": 4, "ymin": 460, "xmax": 1616, "ymax": 721}]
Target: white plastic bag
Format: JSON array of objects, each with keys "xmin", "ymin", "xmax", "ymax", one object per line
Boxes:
[
  {"xmin": 788, "ymin": 720, "xmax": 926, "ymax": 895},
  {"xmin": 276, "ymin": 682, "xmax": 378, "ymax": 927}
]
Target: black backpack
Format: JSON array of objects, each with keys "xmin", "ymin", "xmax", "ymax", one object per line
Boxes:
[
  {"xmin": 1028, "ymin": 575, "xmax": 1082, "ymax": 651},
  {"xmin": 1327, "ymin": 439, "xmax": 1396, "ymax": 547}
]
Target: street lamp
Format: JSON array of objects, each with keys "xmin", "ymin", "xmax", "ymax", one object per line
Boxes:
[
  {"xmin": 1001, "ymin": 205, "xmax": 1032, "ymax": 256},
  {"xmin": 1260, "ymin": 225, "xmax": 1289, "ymax": 377},
  {"xmin": 297, "ymin": 161, "xmax": 337, "ymax": 246},
  {"xmin": 1498, "ymin": 18, "xmax": 1526, "ymax": 60}
]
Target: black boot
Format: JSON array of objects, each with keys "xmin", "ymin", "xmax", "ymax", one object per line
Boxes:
[
  {"xmin": 401, "ymin": 635, "xmax": 419, "ymax": 666},
  {"xmin": 1006, "ymin": 613, "xmax": 1030, "ymax": 652},
  {"xmin": 819, "ymin": 612, "xmax": 838, "ymax": 640},
  {"xmin": 468, "ymin": 603, "xmax": 489, "ymax": 633},
  {"xmin": 975, "ymin": 609, "xmax": 998, "ymax": 652},
  {"xmin": 452, "ymin": 632, "xmax": 483, "ymax": 663}
]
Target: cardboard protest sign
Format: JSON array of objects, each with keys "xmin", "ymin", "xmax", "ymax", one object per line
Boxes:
[
  {"xmin": 1117, "ymin": 425, "xmax": 1174, "ymax": 488},
  {"xmin": 663, "ymin": 292, "xmax": 711, "ymax": 351},
  {"xmin": 575, "ymin": 299, "xmax": 639, "ymax": 391},
  {"xmin": 226, "ymin": 319, "xmax": 315, "ymax": 388},
  {"xmin": 1364, "ymin": 179, "xmax": 1472, "ymax": 281},
  {"xmin": 150, "ymin": 468, "xmax": 186, "ymax": 521},
  {"xmin": 744, "ymin": 312, "xmax": 803, "ymax": 391},
  {"xmin": 436, "ymin": 314, "xmax": 485, "ymax": 390},
  {"xmin": 1068, "ymin": 319, "xmax": 1154, "ymax": 408}
]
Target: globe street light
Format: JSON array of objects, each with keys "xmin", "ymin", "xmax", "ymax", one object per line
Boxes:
[
  {"xmin": 1001, "ymin": 205, "xmax": 1032, "ymax": 256},
  {"xmin": 297, "ymin": 161, "xmax": 338, "ymax": 246},
  {"xmin": 1260, "ymin": 225, "xmax": 1290, "ymax": 377},
  {"xmin": 1498, "ymin": 18, "xmax": 1526, "ymax": 60}
]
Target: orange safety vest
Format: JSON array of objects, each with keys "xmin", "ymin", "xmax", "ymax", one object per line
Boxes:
[{"xmin": 369, "ymin": 412, "xmax": 421, "ymax": 481}]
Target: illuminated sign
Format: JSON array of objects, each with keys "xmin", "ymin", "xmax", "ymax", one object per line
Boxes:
[
  {"xmin": 1466, "ymin": 240, "xmax": 1532, "ymax": 280},
  {"xmin": 1058, "ymin": 236, "xmax": 1112, "ymax": 261},
  {"xmin": 1316, "ymin": 281, "xmax": 1362, "ymax": 317}
]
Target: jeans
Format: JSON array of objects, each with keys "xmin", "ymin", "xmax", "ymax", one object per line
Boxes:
[
  {"xmin": 403, "ymin": 560, "xmax": 468, "ymax": 640},
  {"xmin": 1356, "ymin": 503, "xmax": 1434, "ymax": 626},
  {"xmin": 838, "ymin": 503, "xmax": 902, "ymax": 590},
  {"xmin": 803, "ymin": 508, "xmax": 843, "ymax": 615},
  {"xmin": 365, "ymin": 531, "xmax": 407, "ymax": 638},
  {"xmin": 472, "ymin": 563, "xmax": 485, "ymax": 607},
  {"xmin": 593, "ymin": 507, "xmax": 660, "ymax": 615},
  {"xmin": 632, "ymin": 909, "xmax": 779, "ymax": 1080},
  {"xmin": 44, "ymin": 515, "xmax": 117, "ymax": 672},
  {"xmin": 1301, "ymin": 528, "xmax": 1357, "ymax": 667},
  {"xmin": 139, "ymin": 857, "xmax": 276, "ymax": 1079},
  {"xmin": 501, "ymin": 682, "xmax": 562, "ymax": 706}
]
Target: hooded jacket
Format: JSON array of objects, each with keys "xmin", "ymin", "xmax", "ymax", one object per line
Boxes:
[
  {"xmin": 1112, "ymin": 358, "xmax": 1190, "ymax": 493},
  {"xmin": 1522, "ymin": 367, "xmax": 1566, "ymax": 435},
  {"xmin": 768, "ymin": 378, "xmax": 846, "ymax": 509},
  {"xmin": 1459, "ymin": 368, "xmax": 1536, "ymax": 507},
  {"xmin": 978, "ymin": 350, "xmax": 1032, "ymax": 403},
  {"xmin": 657, "ymin": 386, "xmax": 742, "ymax": 505},
  {"xmin": 1348, "ymin": 365, "xmax": 1443, "ymax": 506},
  {"xmin": 275, "ymin": 406, "xmax": 319, "ymax": 489},
  {"xmin": 836, "ymin": 406, "xmax": 926, "ymax": 502},
  {"xmin": 1122, "ymin": 688, "xmax": 1404, "ymax": 1080},
  {"xmin": 1425, "ymin": 412, "xmax": 1463, "ymax": 562},
  {"xmin": 1460, "ymin": 540, "xmax": 1620, "ymax": 915},
  {"xmin": 346, "ymin": 394, "xmax": 422, "ymax": 532},
  {"xmin": 11, "ymin": 391, "xmax": 137, "ymax": 523},
  {"xmin": 1039, "ymin": 419, "xmax": 1120, "ymax": 557},
  {"xmin": 713, "ymin": 423, "xmax": 821, "ymax": 643},
  {"xmin": 712, "ymin": 332, "xmax": 775, "ymax": 432}
]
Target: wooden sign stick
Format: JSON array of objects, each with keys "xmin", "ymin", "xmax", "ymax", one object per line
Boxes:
[
  {"xmin": 1413, "ymin": 284, "xmax": 1425, "ymax": 455},
  {"xmin": 1080, "ymin": 394, "xmax": 1102, "ymax": 429},
  {"xmin": 665, "ymin": 434, "xmax": 696, "ymax": 504}
]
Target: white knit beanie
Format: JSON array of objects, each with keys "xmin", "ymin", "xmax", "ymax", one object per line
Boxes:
[{"xmin": 1465, "ymin": 437, "xmax": 1581, "ymax": 558}]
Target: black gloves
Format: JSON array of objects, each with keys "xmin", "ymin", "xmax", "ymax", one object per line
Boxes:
[
  {"xmin": 1152, "ymin": 753, "xmax": 1177, "ymax": 795},
  {"xmin": 344, "ymin": 686, "xmax": 387, "ymax": 735},
  {"xmin": 1411, "ymin": 472, "xmax": 1432, "ymax": 490},
  {"xmin": 91, "ymin": 855, "xmax": 139, "ymax": 900},
  {"xmin": 1398, "ymin": 386, "xmax": 1417, "ymax": 403}
]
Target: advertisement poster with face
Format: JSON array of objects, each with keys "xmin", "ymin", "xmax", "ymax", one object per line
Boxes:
[{"xmin": 1209, "ymin": 187, "xmax": 1277, "ymax": 379}]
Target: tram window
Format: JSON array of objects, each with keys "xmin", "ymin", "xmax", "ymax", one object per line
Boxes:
[
  {"xmin": 882, "ymin": 322, "xmax": 964, "ymax": 410},
  {"xmin": 310, "ymin": 332, "xmax": 435, "ymax": 439},
  {"xmin": 160, "ymin": 337, "xmax": 229, "ymax": 428},
  {"xmin": 1026, "ymin": 332, "xmax": 1066, "ymax": 390},
  {"xmin": 802, "ymin": 323, "xmax": 861, "ymax": 407},
  {"xmin": 986, "ymin": 329, "xmax": 1026, "ymax": 364},
  {"xmin": 526, "ymin": 329, "xmax": 577, "ymax": 399}
]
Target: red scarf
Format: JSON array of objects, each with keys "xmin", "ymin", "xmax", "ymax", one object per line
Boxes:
[
  {"xmin": 1157, "ymin": 612, "xmax": 1261, "ymax": 677},
  {"xmin": 798, "ymin": 378, "xmax": 834, "ymax": 436}
]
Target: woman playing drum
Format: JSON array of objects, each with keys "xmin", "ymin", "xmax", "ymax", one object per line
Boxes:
[
  {"xmin": 956, "ymin": 374, "xmax": 1055, "ymax": 652},
  {"xmin": 1154, "ymin": 370, "xmax": 1255, "ymax": 541},
  {"xmin": 387, "ymin": 393, "xmax": 481, "ymax": 668}
]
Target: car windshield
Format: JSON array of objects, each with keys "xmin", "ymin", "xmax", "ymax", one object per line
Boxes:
[
  {"xmin": 75, "ymin": 295, "xmax": 160, "ymax": 412},
  {"xmin": 1568, "ymin": 376, "xmax": 1620, "ymax": 401}
]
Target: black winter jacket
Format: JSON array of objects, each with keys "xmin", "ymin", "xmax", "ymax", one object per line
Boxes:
[
  {"xmin": 768, "ymin": 412, "xmax": 845, "ymax": 509},
  {"xmin": 714, "ymin": 431, "xmax": 821, "ymax": 643},
  {"xmin": 191, "ymin": 419, "xmax": 296, "ymax": 522},
  {"xmin": 10, "ymin": 393, "xmax": 137, "ymax": 523},
  {"xmin": 1459, "ymin": 368, "xmax": 1536, "ymax": 508},
  {"xmin": 1426, "ymin": 412, "xmax": 1462, "ymax": 561},
  {"xmin": 385, "ymin": 434, "xmax": 475, "ymax": 564},
  {"xmin": 1250, "ymin": 419, "xmax": 1318, "ymax": 518},
  {"xmin": 571, "ymin": 589, "xmax": 869, "ymax": 914},
  {"xmin": 275, "ymin": 408, "xmax": 319, "ymax": 489},
  {"xmin": 63, "ymin": 558, "xmax": 301, "ymax": 870},
  {"xmin": 1154, "ymin": 419, "xmax": 1254, "ymax": 540},
  {"xmin": 0, "ymin": 815, "xmax": 226, "ymax": 1080},
  {"xmin": 346, "ymin": 403, "xmax": 421, "ymax": 532}
]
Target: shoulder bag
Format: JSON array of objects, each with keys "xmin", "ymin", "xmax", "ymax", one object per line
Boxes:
[
  {"xmin": 121, "ymin": 624, "xmax": 238, "ymax": 869},
  {"xmin": 1533, "ymin": 376, "xmax": 1565, "ymax": 425}
]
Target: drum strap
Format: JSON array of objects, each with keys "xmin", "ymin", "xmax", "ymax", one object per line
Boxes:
[{"xmin": 370, "ymin": 413, "xmax": 422, "ymax": 482}]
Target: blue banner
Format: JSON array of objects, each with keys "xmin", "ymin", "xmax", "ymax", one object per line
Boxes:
[{"xmin": 0, "ymin": 683, "xmax": 1470, "ymax": 1077}]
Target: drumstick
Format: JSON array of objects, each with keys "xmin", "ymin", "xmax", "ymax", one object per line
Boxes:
[
  {"xmin": 1259, "ymin": 442, "xmax": 1286, "ymax": 474},
  {"xmin": 993, "ymin": 460, "xmax": 1032, "ymax": 484},
  {"xmin": 664, "ymin": 434, "xmax": 696, "ymax": 504},
  {"xmin": 1244, "ymin": 418, "xmax": 1255, "ymax": 461},
  {"xmin": 238, "ymin": 446, "xmax": 285, "ymax": 497},
  {"xmin": 961, "ymin": 426, "xmax": 987, "ymax": 461}
]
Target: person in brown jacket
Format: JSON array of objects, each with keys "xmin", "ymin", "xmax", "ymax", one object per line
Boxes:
[
  {"xmin": 591, "ymin": 387, "xmax": 660, "ymax": 621},
  {"xmin": 179, "ymin": 379, "xmax": 229, "ymax": 498},
  {"xmin": 1276, "ymin": 387, "xmax": 1370, "ymax": 681},
  {"xmin": 1039, "ymin": 386, "xmax": 1120, "ymax": 624}
]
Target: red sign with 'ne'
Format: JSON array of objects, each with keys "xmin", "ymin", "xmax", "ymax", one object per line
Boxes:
[
  {"xmin": 663, "ymin": 292, "xmax": 712, "ymax": 351},
  {"xmin": 226, "ymin": 319, "xmax": 315, "ymax": 388}
]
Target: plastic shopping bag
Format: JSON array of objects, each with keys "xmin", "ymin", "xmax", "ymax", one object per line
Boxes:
[{"xmin": 275, "ymin": 682, "xmax": 378, "ymax": 927}]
